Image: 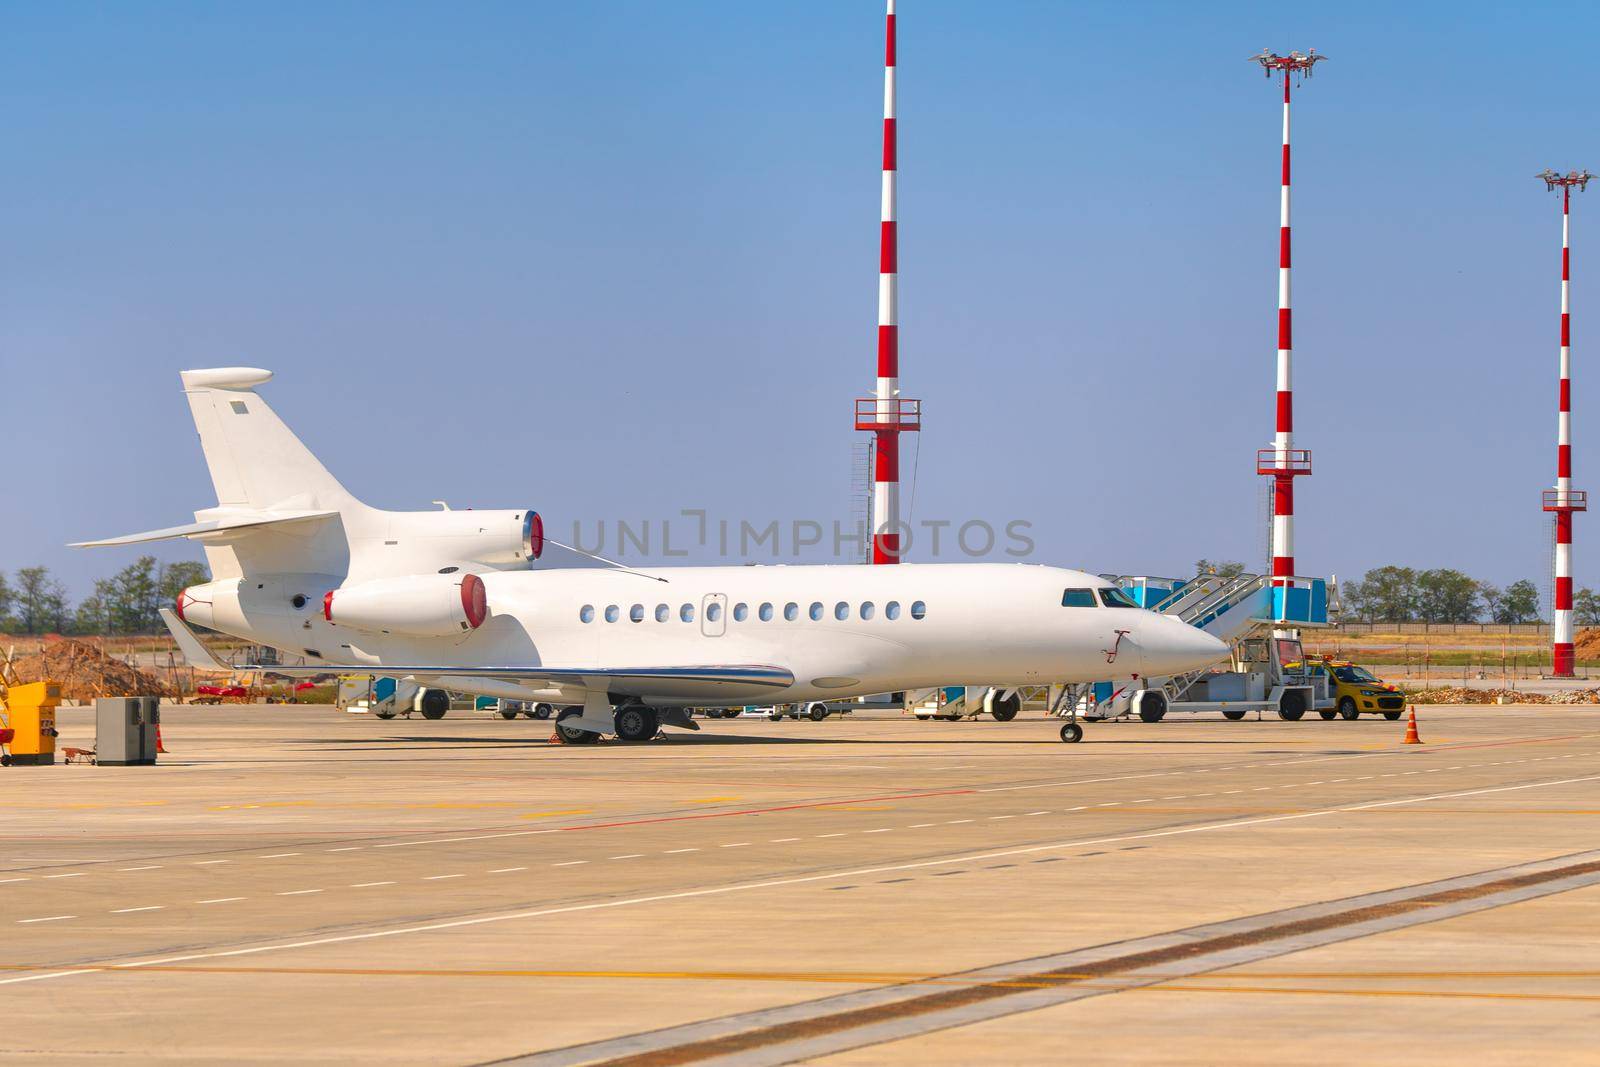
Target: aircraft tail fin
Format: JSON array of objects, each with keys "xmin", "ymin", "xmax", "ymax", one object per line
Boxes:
[{"xmin": 180, "ymin": 368, "xmax": 358, "ymax": 512}]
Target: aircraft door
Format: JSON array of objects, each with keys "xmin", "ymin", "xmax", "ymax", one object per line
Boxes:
[{"xmin": 701, "ymin": 593, "xmax": 727, "ymax": 637}]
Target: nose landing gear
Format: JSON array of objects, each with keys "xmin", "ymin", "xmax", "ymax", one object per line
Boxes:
[{"xmin": 1050, "ymin": 686, "xmax": 1087, "ymax": 745}]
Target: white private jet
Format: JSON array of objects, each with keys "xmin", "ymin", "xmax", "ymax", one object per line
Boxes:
[{"xmin": 75, "ymin": 369, "xmax": 1225, "ymax": 743}]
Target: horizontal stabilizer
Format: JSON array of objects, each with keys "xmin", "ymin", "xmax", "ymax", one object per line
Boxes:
[{"xmin": 70, "ymin": 509, "xmax": 337, "ymax": 548}]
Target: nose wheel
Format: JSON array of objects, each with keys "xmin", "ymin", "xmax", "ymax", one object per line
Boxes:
[{"xmin": 1059, "ymin": 722, "xmax": 1083, "ymax": 744}]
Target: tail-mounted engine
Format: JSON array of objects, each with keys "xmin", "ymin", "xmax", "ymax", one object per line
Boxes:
[
  {"xmin": 355, "ymin": 508, "xmax": 543, "ymax": 577},
  {"xmin": 324, "ymin": 572, "xmax": 489, "ymax": 638}
]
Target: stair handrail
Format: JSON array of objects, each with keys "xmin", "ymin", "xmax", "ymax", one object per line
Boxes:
[{"xmin": 1176, "ymin": 573, "xmax": 1268, "ymax": 628}]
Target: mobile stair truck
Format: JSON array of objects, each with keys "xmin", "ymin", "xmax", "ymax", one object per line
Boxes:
[{"xmin": 1051, "ymin": 571, "xmax": 1335, "ymax": 742}]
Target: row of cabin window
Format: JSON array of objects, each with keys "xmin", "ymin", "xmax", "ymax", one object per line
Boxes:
[
  {"xmin": 1062, "ymin": 587, "xmax": 1141, "ymax": 608},
  {"xmin": 579, "ymin": 600, "xmax": 928, "ymax": 625}
]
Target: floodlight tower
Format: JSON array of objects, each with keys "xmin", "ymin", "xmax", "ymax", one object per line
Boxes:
[
  {"xmin": 1249, "ymin": 49, "xmax": 1325, "ymax": 594},
  {"xmin": 855, "ymin": 0, "xmax": 920, "ymax": 564},
  {"xmin": 1538, "ymin": 168, "xmax": 1593, "ymax": 677}
]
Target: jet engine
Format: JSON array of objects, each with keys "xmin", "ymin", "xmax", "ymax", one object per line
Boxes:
[
  {"xmin": 379, "ymin": 508, "xmax": 543, "ymax": 570},
  {"xmin": 324, "ymin": 572, "xmax": 488, "ymax": 637}
]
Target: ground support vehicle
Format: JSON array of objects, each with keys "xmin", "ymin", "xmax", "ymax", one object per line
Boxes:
[{"xmin": 1303, "ymin": 659, "xmax": 1405, "ymax": 720}]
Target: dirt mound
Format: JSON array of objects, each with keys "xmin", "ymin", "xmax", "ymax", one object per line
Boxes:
[
  {"xmin": 1574, "ymin": 628, "xmax": 1600, "ymax": 659},
  {"xmin": 6, "ymin": 637, "xmax": 177, "ymax": 702}
]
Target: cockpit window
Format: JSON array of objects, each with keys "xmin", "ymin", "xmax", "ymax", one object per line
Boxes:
[
  {"xmin": 1097, "ymin": 588, "xmax": 1140, "ymax": 608},
  {"xmin": 1061, "ymin": 588, "xmax": 1097, "ymax": 608}
]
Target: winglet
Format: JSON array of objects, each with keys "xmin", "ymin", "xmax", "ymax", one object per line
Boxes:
[{"xmin": 159, "ymin": 607, "xmax": 230, "ymax": 672}]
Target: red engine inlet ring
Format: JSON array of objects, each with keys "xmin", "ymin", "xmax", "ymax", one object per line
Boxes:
[{"xmin": 461, "ymin": 573, "xmax": 487, "ymax": 629}]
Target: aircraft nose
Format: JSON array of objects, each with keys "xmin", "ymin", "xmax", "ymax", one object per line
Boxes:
[{"xmin": 1142, "ymin": 617, "xmax": 1228, "ymax": 675}]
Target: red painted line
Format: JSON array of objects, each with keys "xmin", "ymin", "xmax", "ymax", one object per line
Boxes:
[{"xmin": 1417, "ymin": 734, "xmax": 1590, "ymax": 753}]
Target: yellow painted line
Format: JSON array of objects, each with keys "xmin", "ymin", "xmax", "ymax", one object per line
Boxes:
[
  {"xmin": 0, "ymin": 964, "xmax": 1591, "ymax": 1005},
  {"xmin": 517, "ymin": 809, "xmax": 594, "ymax": 820},
  {"xmin": 1189, "ymin": 969, "xmax": 1600, "ymax": 979},
  {"xmin": 1139, "ymin": 982, "xmax": 1600, "ymax": 1004}
]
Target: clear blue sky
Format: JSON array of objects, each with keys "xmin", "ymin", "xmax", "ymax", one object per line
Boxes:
[{"xmin": 4, "ymin": 1, "xmax": 1596, "ymax": 599}]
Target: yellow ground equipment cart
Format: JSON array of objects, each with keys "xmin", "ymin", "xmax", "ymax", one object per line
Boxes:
[{"xmin": 1, "ymin": 681, "xmax": 62, "ymax": 765}]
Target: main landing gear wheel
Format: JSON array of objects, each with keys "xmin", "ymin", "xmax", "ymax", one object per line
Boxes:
[
  {"xmin": 989, "ymin": 692, "xmax": 1022, "ymax": 722},
  {"xmin": 526, "ymin": 703, "xmax": 554, "ymax": 720},
  {"xmin": 419, "ymin": 689, "xmax": 450, "ymax": 720},
  {"xmin": 613, "ymin": 705, "xmax": 659, "ymax": 742},
  {"xmin": 554, "ymin": 708, "xmax": 600, "ymax": 745},
  {"xmin": 1338, "ymin": 697, "xmax": 1360, "ymax": 721},
  {"xmin": 1223, "ymin": 710, "xmax": 1247, "ymax": 721},
  {"xmin": 1059, "ymin": 722, "xmax": 1083, "ymax": 743},
  {"xmin": 1277, "ymin": 690, "xmax": 1307, "ymax": 721}
]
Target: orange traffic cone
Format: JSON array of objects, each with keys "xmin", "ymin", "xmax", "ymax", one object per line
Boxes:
[
  {"xmin": 1403, "ymin": 704, "xmax": 1422, "ymax": 745},
  {"xmin": 156, "ymin": 722, "xmax": 168, "ymax": 754}
]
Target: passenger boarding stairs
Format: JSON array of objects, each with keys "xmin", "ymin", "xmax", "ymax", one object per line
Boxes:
[{"xmin": 1072, "ymin": 571, "xmax": 1323, "ymax": 721}]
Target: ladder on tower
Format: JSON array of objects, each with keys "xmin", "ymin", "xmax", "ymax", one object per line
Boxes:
[{"xmin": 850, "ymin": 440, "xmax": 873, "ymax": 565}]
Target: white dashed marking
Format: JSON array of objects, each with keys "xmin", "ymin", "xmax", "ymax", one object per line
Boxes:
[
  {"xmin": 44, "ymin": 873, "xmax": 86, "ymax": 880},
  {"xmin": 112, "ymin": 906, "xmax": 163, "ymax": 914},
  {"xmin": 276, "ymin": 889, "xmax": 322, "ymax": 896},
  {"xmin": 351, "ymin": 882, "xmax": 396, "ymax": 888},
  {"xmin": 489, "ymin": 867, "xmax": 527, "ymax": 874},
  {"xmin": 197, "ymin": 897, "xmax": 245, "ymax": 904},
  {"xmin": 424, "ymin": 873, "xmax": 466, "ymax": 880},
  {"xmin": 18, "ymin": 915, "xmax": 75, "ymax": 924}
]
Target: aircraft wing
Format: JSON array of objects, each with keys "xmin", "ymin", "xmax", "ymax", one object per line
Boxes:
[
  {"xmin": 237, "ymin": 662, "xmax": 795, "ymax": 690},
  {"xmin": 158, "ymin": 608, "xmax": 793, "ymax": 696},
  {"xmin": 71, "ymin": 509, "xmax": 338, "ymax": 548}
]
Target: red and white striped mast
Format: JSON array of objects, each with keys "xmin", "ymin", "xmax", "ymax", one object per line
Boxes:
[
  {"xmin": 855, "ymin": 0, "xmax": 920, "ymax": 563},
  {"xmin": 1539, "ymin": 168, "xmax": 1593, "ymax": 677},
  {"xmin": 1250, "ymin": 49, "xmax": 1324, "ymax": 595}
]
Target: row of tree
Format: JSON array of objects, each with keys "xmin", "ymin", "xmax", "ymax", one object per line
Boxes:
[
  {"xmin": 0, "ymin": 558, "xmax": 209, "ymax": 636},
  {"xmin": 1340, "ymin": 566, "xmax": 1564, "ymax": 624}
]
